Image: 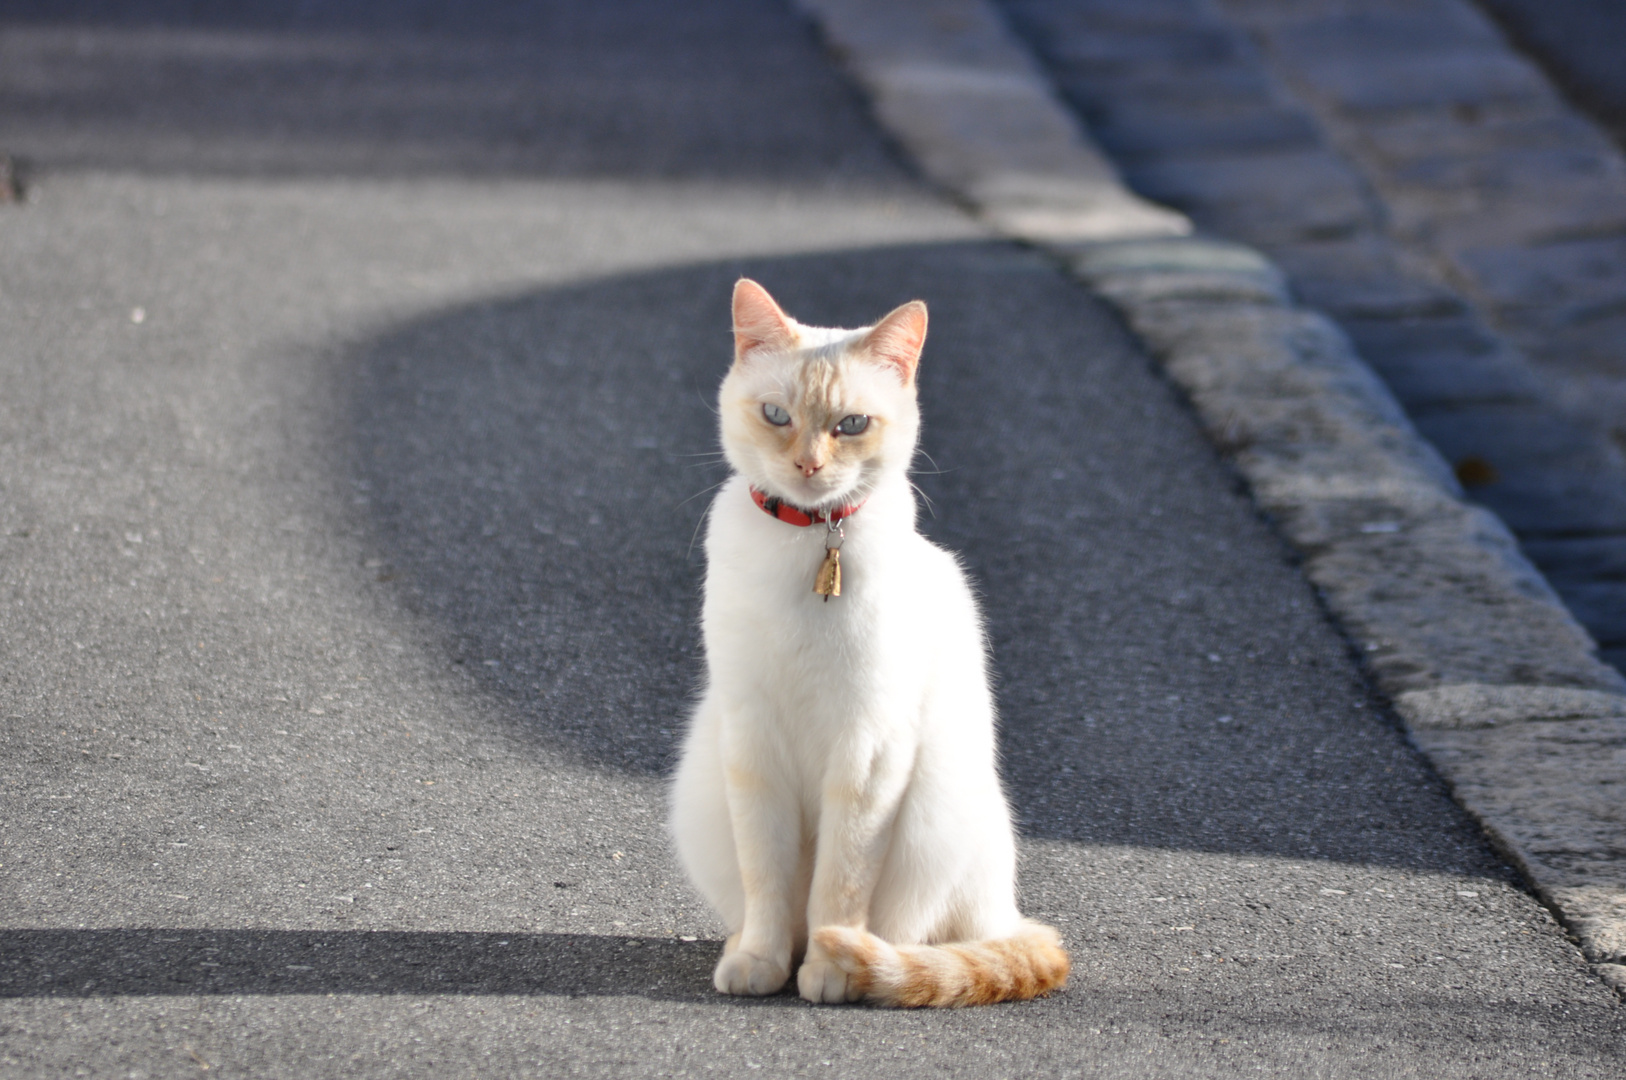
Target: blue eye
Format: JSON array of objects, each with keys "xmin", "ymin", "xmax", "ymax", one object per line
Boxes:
[
  {"xmin": 762, "ymin": 403, "xmax": 791, "ymax": 426},
  {"xmin": 835, "ymin": 414, "xmax": 870, "ymax": 436}
]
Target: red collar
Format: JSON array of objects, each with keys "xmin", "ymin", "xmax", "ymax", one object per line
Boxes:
[{"xmin": 749, "ymin": 485, "xmax": 865, "ymax": 527}]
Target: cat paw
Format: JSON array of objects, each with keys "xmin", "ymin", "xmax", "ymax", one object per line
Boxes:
[
  {"xmin": 713, "ymin": 950, "xmax": 790, "ymax": 996},
  {"xmin": 797, "ymin": 956, "xmax": 862, "ymax": 1004}
]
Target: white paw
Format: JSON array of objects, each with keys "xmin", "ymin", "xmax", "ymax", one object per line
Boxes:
[
  {"xmin": 797, "ymin": 957, "xmax": 860, "ymax": 1004},
  {"xmin": 713, "ymin": 950, "xmax": 790, "ymax": 996}
]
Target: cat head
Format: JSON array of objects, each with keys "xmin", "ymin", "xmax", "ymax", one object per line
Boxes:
[{"xmin": 718, "ymin": 279, "xmax": 926, "ymax": 511}]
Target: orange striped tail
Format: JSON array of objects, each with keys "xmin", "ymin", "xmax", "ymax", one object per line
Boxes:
[{"xmin": 811, "ymin": 920, "xmax": 1069, "ymax": 1007}]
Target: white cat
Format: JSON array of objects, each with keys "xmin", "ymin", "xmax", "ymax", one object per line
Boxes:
[{"xmin": 669, "ymin": 279, "xmax": 1069, "ymax": 1007}]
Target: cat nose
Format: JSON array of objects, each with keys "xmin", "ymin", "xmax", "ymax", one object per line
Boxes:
[{"xmin": 796, "ymin": 460, "xmax": 823, "ymax": 477}]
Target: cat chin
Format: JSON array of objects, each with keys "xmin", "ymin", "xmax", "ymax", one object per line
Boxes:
[{"xmin": 756, "ymin": 476, "xmax": 862, "ymax": 511}]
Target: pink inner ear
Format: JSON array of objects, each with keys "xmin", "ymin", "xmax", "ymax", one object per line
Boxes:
[
  {"xmin": 732, "ymin": 279, "xmax": 796, "ymax": 359},
  {"xmin": 863, "ymin": 301, "xmax": 928, "ymax": 384}
]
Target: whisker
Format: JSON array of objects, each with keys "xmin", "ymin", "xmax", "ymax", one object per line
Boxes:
[
  {"xmin": 913, "ymin": 448, "xmax": 954, "ymax": 476},
  {"xmin": 677, "ymin": 479, "xmax": 728, "ymax": 510},
  {"xmin": 910, "ymin": 480, "xmax": 937, "ymax": 519},
  {"xmin": 686, "ymin": 497, "xmax": 719, "ymax": 561}
]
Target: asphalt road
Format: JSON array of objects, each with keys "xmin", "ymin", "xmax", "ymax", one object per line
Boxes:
[{"xmin": 0, "ymin": 1, "xmax": 1622, "ymax": 1076}]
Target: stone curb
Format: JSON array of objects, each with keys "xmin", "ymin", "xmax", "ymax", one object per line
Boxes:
[
  {"xmin": 801, "ymin": 0, "xmax": 1189, "ymax": 243},
  {"xmin": 796, "ymin": 0, "xmax": 1626, "ymax": 996}
]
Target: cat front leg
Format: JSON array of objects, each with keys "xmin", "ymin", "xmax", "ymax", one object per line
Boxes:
[
  {"xmin": 713, "ymin": 734, "xmax": 801, "ymax": 996},
  {"xmin": 798, "ymin": 736, "xmax": 915, "ymax": 1004}
]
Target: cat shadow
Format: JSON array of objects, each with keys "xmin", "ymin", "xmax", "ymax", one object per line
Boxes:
[
  {"xmin": 345, "ymin": 244, "xmax": 1505, "ymax": 877},
  {"xmin": 0, "ymin": 927, "xmax": 1587, "ymax": 1051},
  {"xmin": 0, "ymin": 928, "xmax": 719, "ymax": 1002}
]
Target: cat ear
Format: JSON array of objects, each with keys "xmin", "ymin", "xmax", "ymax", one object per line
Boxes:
[
  {"xmin": 732, "ymin": 279, "xmax": 797, "ymax": 363},
  {"xmin": 860, "ymin": 300, "xmax": 928, "ymax": 385}
]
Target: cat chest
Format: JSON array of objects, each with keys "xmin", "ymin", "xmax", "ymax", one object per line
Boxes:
[{"xmin": 704, "ymin": 594, "xmax": 933, "ymax": 732}]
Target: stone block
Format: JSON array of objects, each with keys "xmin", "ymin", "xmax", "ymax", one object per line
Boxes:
[
  {"xmin": 976, "ymin": 191, "xmax": 1192, "ymax": 244},
  {"xmin": 1417, "ymin": 187, "xmax": 1626, "ymax": 251},
  {"xmin": 1260, "ymin": 10, "xmax": 1552, "ymax": 114},
  {"xmin": 1287, "ymin": 51, "xmax": 1550, "ymax": 114},
  {"xmin": 1362, "ymin": 106, "xmax": 1618, "ymax": 170},
  {"xmin": 1552, "ymin": 581, "xmax": 1626, "ymax": 647},
  {"xmin": 1295, "ymin": 501, "xmax": 1621, "ymax": 692},
  {"xmin": 1126, "ymin": 148, "xmax": 1372, "ymax": 243},
  {"xmin": 1477, "ymin": 478, "xmax": 1626, "ymax": 537},
  {"xmin": 1274, "ymin": 497, "xmax": 1619, "ymax": 692},
  {"xmin": 1034, "ymin": 25, "xmax": 1242, "ymax": 70},
  {"xmin": 1339, "ymin": 315, "xmax": 1544, "ymax": 410},
  {"xmin": 1359, "ymin": 107, "xmax": 1624, "ymax": 230},
  {"xmin": 1374, "ymin": 191, "xmax": 1484, "ymax": 248},
  {"xmin": 1409, "ymin": 715, "xmax": 1626, "ymax": 887},
  {"xmin": 1370, "ymin": 352, "xmax": 1543, "ymax": 413},
  {"xmin": 1069, "ymin": 235, "xmax": 1280, "ymax": 276},
  {"xmin": 1408, "ymin": 404, "xmax": 1626, "ymax": 532},
  {"xmin": 1403, "ymin": 188, "xmax": 1626, "ymax": 252},
  {"xmin": 1339, "ymin": 315, "xmax": 1500, "ymax": 360},
  {"xmin": 1554, "ymin": 888, "xmax": 1626, "ymax": 967},
  {"xmin": 1412, "ymin": 404, "xmax": 1617, "ymax": 469},
  {"xmin": 1454, "ymin": 235, "xmax": 1626, "ymax": 320},
  {"xmin": 1125, "ymin": 300, "xmax": 1400, "ymax": 406},
  {"xmin": 1004, "ymin": 0, "xmax": 1212, "ymax": 35},
  {"xmin": 1065, "ymin": 236, "xmax": 1290, "ymax": 305},
  {"xmin": 1522, "ymin": 536, "xmax": 1626, "ymax": 583},
  {"xmin": 1514, "ymin": 311, "xmax": 1626, "ymax": 385},
  {"xmin": 1270, "ymin": 234, "xmax": 1462, "ymax": 319},
  {"xmin": 1085, "ymin": 99, "xmax": 1321, "ymax": 163},
  {"xmin": 1398, "ymin": 683, "xmax": 1626, "ymax": 729},
  {"xmin": 1218, "ymin": 0, "xmax": 1457, "ymax": 16},
  {"xmin": 1387, "ymin": 144, "xmax": 1624, "ymax": 200},
  {"xmin": 1052, "ymin": 64, "xmax": 1279, "ymax": 109},
  {"xmin": 1268, "ymin": 8, "xmax": 1509, "ymax": 58}
]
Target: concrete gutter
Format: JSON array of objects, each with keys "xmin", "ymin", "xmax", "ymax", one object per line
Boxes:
[{"xmin": 797, "ymin": 0, "xmax": 1626, "ymax": 995}]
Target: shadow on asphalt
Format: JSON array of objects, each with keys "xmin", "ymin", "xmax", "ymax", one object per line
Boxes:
[
  {"xmin": 0, "ymin": 0, "xmax": 906, "ymax": 185},
  {"xmin": 0, "ymin": 926, "xmax": 1584, "ymax": 1048},
  {"xmin": 343, "ymin": 243, "xmax": 1502, "ymax": 878},
  {"xmin": 0, "ymin": 929, "xmax": 718, "ymax": 1000}
]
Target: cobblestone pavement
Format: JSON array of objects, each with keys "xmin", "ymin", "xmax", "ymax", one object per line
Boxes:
[{"xmin": 996, "ymin": 0, "xmax": 1626, "ymax": 676}]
